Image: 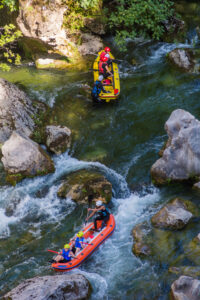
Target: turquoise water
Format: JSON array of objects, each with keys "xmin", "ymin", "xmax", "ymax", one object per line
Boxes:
[{"xmin": 1, "ymin": 6, "xmax": 200, "ymax": 299}]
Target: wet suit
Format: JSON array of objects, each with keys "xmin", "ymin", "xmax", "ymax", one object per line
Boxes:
[
  {"xmin": 91, "ymin": 80, "xmax": 107, "ymax": 103},
  {"xmin": 94, "ymin": 207, "xmax": 110, "ymax": 230}
]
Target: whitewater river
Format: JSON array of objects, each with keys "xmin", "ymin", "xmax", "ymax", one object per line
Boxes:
[{"xmin": 1, "ymin": 10, "xmax": 200, "ymax": 299}]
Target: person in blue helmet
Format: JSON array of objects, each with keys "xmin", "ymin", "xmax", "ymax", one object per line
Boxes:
[
  {"xmin": 91, "ymin": 75, "xmax": 110, "ymax": 103},
  {"xmin": 86, "ymin": 198, "xmax": 110, "ymax": 231}
]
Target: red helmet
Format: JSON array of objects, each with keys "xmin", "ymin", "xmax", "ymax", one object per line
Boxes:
[
  {"xmin": 102, "ymin": 56, "xmax": 108, "ymax": 62},
  {"xmin": 104, "ymin": 47, "xmax": 110, "ymax": 52}
]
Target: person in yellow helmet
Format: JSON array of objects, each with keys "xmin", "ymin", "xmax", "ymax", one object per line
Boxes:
[
  {"xmin": 53, "ymin": 243, "xmax": 76, "ymax": 263},
  {"xmin": 74, "ymin": 231, "xmax": 86, "ymax": 255}
]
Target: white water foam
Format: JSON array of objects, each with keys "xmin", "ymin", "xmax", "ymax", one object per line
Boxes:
[
  {"xmin": 0, "ymin": 152, "xmax": 129, "ymax": 239},
  {"xmin": 79, "ymin": 188, "xmax": 161, "ymax": 299}
]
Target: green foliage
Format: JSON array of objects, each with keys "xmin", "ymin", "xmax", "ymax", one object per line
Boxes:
[
  {"xmin": 0, "ymin": 0, "xmax": 17, "ymax": 11},
  {"xmin": 107, "ymin": 0, "xmax": 175, "ymax": 50},
  {"xmin": 63, "ymin": 0, "xmax": 101, "ymax": 33},
  {"xmin": 0, "ymin": 24, "xmax": 22, "ymax": 71}
]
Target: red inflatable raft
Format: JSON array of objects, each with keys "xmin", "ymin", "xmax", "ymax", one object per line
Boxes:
[{"xmin": 51, "ymin": 214, "xmax": 115, "ymax": 272}]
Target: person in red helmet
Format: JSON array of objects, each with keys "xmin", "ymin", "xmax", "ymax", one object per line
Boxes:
[
  {"xmin": 99, "ymin": 56, "xmax": 113, "ymax": 79},
  {"xmin": 100, "ymin": 46, "xmax": 111, "ymax": 62}
]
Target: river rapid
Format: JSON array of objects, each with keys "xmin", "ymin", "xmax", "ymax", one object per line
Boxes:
[{"xmin": 1, "ymin": 3, "xmax": 200, "ymax": 299}]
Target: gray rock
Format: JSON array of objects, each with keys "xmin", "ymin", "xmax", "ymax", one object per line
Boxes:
[
  {"xmin": 151, "ymin": 198, "xmax": 193, "ymax": 230},
  {"xmin": 16, "ymin": 0, "xmax": 103, "ymax": 66},
  {"xmin": 17, "ymin": 0, "xmax": 67, "ymax": 48},
  {"xmin": 3, "ymin": 274, "xmax": 90, "ymax": 300},
  {"xmin": 170, "ymin": 276, "xmax": 200, "ymax": 300},
  {"xmin": 78, "ymin": 33, "xmax": 103, "ymax": 56},
  {"xmin": 1, "ymin": 132, "xmax": 54, "ymax": 184},
  {"xmin": 45, "ymin": 125, "xmax": 71, "ymax": 154},
  {"xmin": 168, "ymin": 48, "xmax": 194, "ymax": 71},
  {"xmin": 0, "ymin": 78, "xmax": 44, "ymax": 144},
  {"xmin": 151, "ymin": 109, "xmax": 200, "ymax": 185}
]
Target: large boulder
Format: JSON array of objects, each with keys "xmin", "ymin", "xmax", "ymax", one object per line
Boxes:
[
  {"xmin": 151, "ymin": 198, "xmax": 193, "ymax": 230},
  {"xmin": 3, "ymin": 274, "xmax": 90, "ymax": 300},
  {"xmin": 16, "ymin": 0, "xmax": 103, "ymax": 69},
  {"xmin": 151, "ymin": 109, "xmax": 200, "ymax": 185},
  {"xmin": 1, "ymin": 132, "xmax": 54, "ymax": 185},
  {"xmin": 168, "ymin": 48, "xmax": 194, "ymax": 71},
  {"xmin": 45, "ymin": 125, "xmax": 71, "ymax": 155},
  {"xmin": 0, "ymin": 78, "xmax": 45, "ymax": 144},
  {"xmin": 57, "ymin": 170, "xmax": 112, "ymax": 203},
  {"xmin": 170, "ymin": 276, "xmax": 200, "ymax": 300}
]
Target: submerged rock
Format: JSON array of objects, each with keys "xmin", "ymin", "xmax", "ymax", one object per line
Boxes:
[
  {"xmin": 1, "ymin": 132, "xmax": 54, "ymax": 185},
  {"xmin": 183, "ymin": 233, "xmax": 200, "ymax": 265},
  {"xmin": 151, "ymin": 198, "xmax": 193, "ymax": 230},
  {"xmin": 132, "ymin": 222, "xmax": 151, "ymax": 257},
  {"xmin": 0, "ymin": 78, "xmax": 45, "ymax": 144},
  {"xmin": 57, "ymin": 170, "xmax": 112, "ymax": 203},
  {"xmin": 45, "ymin": 125, "xmax": 71, "ymax": 155},
  {"xmin": 169, "ymin": 266, "xmax": 200, "ymax": 277},
  {"xmin": 3, "ymin": 274, "xmax": 90, "ymax": 300},
  {"xmin": 151, "ymin": 109, "xmax": 200, "ymax": 185},
  {"xmin": 170, "ymin": 276, "xmax": 200, "ymax": 300}
]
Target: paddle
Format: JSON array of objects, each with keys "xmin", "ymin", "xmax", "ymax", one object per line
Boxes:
[
  {"xmin": 47, "ymin": 249, "xmax": 60, "ymax": 254},
  {"xmin": 89, "ymin": 52, "xmax": 123, "ymax": 63}
]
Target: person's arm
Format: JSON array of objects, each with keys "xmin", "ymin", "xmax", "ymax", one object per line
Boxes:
[
  {"xmin": 86, "ymin": 208, "xmax": 97, "ymax": 221},
  {"xmin": 69, "ymin": 250, "xmax": 76, "ymax": 258},
  {"xmin": 106, "ymin": 65, "xmax": 113, "ymax": 76}
]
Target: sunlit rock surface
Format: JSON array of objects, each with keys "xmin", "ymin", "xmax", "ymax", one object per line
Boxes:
[
  {"xmin": 0, "ymin": 78, "xmax": 45, "ymax": 144},
  {"xmin": 151, "ymin": 109, "xmax": 200, "ymax": 185},
  {"xmin": 168, "ymin": 48, "xmax": 194, "ymax": 71},
  {"xmin": 151, "ymin": 198, "xmax": 193, "ymax": 230},
  {"xmin": 3, "ymin": 274, "xmax": 90, "ymax": 300},
  {"xmin": 57, "ymin": 169, "xmax": 112, "ymax": 203},
  {"xmin": 17, "ymin": 0, "xmax": 103, "ymax": 69},
  {"xmin": 2, "ymin": 132, "xmax": 54, "ymax": 185},
  {"xmin": 170, "ymin": 276, "xmax": 200, "ymax": 300},
  {"xmin": 45, "ymin": 125, "xmax": 71, "ymax": 155}
]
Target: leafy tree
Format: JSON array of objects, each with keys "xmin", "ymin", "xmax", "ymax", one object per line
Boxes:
[
  {"xmin": 0, "ymin": 0, "xmax": 22, "ymax": 71},
  {"xmin": 107, "ymin": 0, "xmax": 175, "ymax": 50},
  {"xmin": 63, "ymin": 0, "xmax": 101, "ymax": 33}
]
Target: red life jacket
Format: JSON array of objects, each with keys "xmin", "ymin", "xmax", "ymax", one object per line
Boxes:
[
  {"xmin": 99, "ymin": 61, "xmax": 107, "ymax": 73},
  {"xmin": 100, "ymin": 51, "xmax": 106, "ymax": 61}
]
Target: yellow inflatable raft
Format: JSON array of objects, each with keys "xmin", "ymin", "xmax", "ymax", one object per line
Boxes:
[{"xmin": 93, "ymin": 50, "xmax": 120, "ymax": 102}]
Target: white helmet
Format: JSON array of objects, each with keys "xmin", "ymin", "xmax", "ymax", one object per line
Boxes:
[
  {"xmin": 98, "ymin": 75, "xmax": 104, "ymax": 81},
  {"xmin": 96, "ymin": 200, "xmax": 103, "ymax": 207},
  {"xmin": 105, "ymin": 53, "xmax": 110, "ymax": 58}
]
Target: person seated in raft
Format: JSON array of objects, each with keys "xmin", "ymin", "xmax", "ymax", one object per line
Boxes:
[
  {"xmin": 53, "ymin": 244, "xmax": 76, "ymax": 263},
  {"xmin": 91, "ymin": 75, "xmax": 110, "ymax": 103},
  {"xmin": 99, "ymin": 56, "xmax": 113, "ymax": 79},
  {"xmin": 100, "ymin": 47, "xmax": 112, "ymax": 66},
  {"xmin": 74, "ymin": 231, "xmax": 86, "ymax": 255},
  {"xmin": 86, "ymin": 198, "xmax": 110, "ymax": 232}
]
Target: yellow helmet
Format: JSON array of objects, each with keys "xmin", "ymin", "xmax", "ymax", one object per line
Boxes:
[
  {"xmin": 64, "ymin": 244, "xmax": 70, "ymax": 249},
  {"xmin": 78, "ymin": 231, "xmax": 84, "ymax": 237}
]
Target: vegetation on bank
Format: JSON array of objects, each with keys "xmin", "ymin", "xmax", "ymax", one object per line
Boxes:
[
  {"xmin": 0, "ymin": 0, "xmax": 21, "ymax": 71},
  {"xmin": 106, "ymin": 0, "xmax": 175, "ymax": 49},
  {"xmin": 0, "ymin": 0, "xmax": 180, "ymax": 70}
]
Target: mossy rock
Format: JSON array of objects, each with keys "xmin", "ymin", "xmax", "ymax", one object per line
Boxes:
[
  {"xmin": 18, "ymin": 37, "xmax": 53, "ymax": 60},
  {"xmin": 169, "ymin": 266, "xmax": 200, "ymax": 277},
  {"xmin": 57, "ymin": 169, "xmax": 112, "ymax": 203}
]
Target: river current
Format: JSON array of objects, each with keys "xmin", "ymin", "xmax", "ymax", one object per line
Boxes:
[{"xmin": 1, "ymin": 6, "xmax": 200, "ymax": 299}]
